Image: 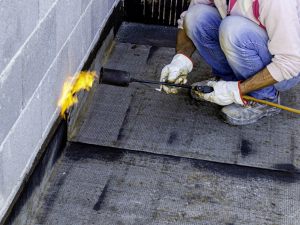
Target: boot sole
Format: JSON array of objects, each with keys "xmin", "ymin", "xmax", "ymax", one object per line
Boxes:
[{"xmin": 220, "ymin": 107, "xmax": 281, "ymax": 126}]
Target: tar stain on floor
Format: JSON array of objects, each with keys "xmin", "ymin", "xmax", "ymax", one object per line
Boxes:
[
  {"xmin": 93, "ymin": 180, "xmax": 110, "ymax": 211},
  {"xmin": 240, "ymin": 139, "xmax": 254, "ymax": 157},
  {"xmin": 167, "ymin": 131, "xmax": 178, "ymax": 145}
]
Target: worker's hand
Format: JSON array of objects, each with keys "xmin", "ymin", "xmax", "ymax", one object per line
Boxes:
[
  {"xmin": 194, "ymin": 81, "xmax": 246, "ymax": 106},
  {"xmin": 160, "ymin": 54, "xmax": 193, "ymax": 94}
]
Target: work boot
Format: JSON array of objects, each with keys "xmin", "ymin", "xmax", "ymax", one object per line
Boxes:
[{"xmin": 221, "ymin": 95, "xmax": 281, "ymax": 125}]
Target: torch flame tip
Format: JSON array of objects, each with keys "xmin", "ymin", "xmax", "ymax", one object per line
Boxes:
[{"xmin": 58, "ymin": 71, "xmax": 97, "ymax": 119}]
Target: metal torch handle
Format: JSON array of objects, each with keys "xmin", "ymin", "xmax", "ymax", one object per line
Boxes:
[{"xmin": 131, "ymin": 78, "xmax": 214, "ymax": 93}]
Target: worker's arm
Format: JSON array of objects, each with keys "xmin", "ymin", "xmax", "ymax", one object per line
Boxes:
[
  {"xmin": 160, "ymin": 0, "xmax": 213, "ymax": 94},
  {"xmin": 159, "ymin": 29, "xmax": 194, "ymax": 94},
  {"xmin": 175, "ymin": 29, "xmax": 196, "ymax": 57},
  {"xmin": 240, "ymin": 67, "xmax": 277, "ymax": 95},
  {"xmin": 197, "ymin": 68, "xmax": 278, "ymax": 106},
  {"xmin": 196, "ymin": 67, "xmax": 278, "ymax": 106},
  {"xmin": 239, "ymin": 0, "xmax": 299, "ymax": 95},
  {"xmin": 240, "ymin": 0, "xmax": 300, "ymax": 95}
]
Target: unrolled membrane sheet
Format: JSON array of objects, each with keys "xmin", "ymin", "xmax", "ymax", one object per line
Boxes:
[
  {"xmin": 33, "ymin": 143, "xmax": 300, "ymax": 225},
  {"xmin": 72, "ymin": 28, "xmax": 300, "ymax": 172}
]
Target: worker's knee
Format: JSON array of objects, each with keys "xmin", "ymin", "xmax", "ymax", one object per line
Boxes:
[
  {"xmin": 183, "ymin": 5, "xmax": 221, "ymax": 41},
  {"xmin": 219, "ymin": 16, "xmax": 268, "ymax": 54},
  {"xmin": 219, "ymin": 16, "xmax": 246, "ymax": 53},
  {"xmin": 220, "ymin": 16, "xmax": 272, "ymax": 80}
]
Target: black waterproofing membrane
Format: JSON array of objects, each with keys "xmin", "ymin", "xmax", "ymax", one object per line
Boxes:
[
  {"xmin": 33, "ymin": 143, "xmax": 300, "ymax": 225},
  {"xmin": 72, "ymin": 23, "xmax": 300, "ymax": 173}
]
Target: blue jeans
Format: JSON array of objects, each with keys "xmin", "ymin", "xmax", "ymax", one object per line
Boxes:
[{"xmin": 184, "ymin": 5, "xmax": 300, "ymax": 100}]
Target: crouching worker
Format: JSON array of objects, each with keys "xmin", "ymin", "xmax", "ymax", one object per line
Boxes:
[{"xmin": 160, "ymin": 0, "xmax": 300, "ymax": 125}]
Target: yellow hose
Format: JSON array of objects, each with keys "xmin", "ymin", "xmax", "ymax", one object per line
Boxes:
[{"xmin": 243, "ymin": 95, "xmax": 300, "ymax": 115}]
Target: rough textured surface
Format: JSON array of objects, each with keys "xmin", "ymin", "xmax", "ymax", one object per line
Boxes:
[
  {"xmin": 0, "ymin": 0, "xmax": 120, "ymax": 221},
  {"xmin": 14, "ymin": 23, "xmax": 300, "ymax": 225},
  {"xmin": 73, "ymin": 23, "xmax": 300, "ymax": 172},
  {"xmin": 32, "ymin": 142, "xmax": 300, "ymax": 225}
]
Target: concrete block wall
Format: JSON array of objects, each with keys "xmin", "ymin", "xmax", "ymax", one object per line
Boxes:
[{"xmin": 0, "ymin": 0, "xmax": 119, "ymax": 220}]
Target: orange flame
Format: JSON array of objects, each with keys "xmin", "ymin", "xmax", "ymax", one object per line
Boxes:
[{"xmin": 58, "ymin": 71, "xmax": 97, "ymax": 119}]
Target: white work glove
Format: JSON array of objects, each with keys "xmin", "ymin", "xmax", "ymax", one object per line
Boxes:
[
  {"xmin": 194, "ymin": 80, "xmax": 246, "ymax": 106},
  {"xmin": 159, "ymin": 54, "xmax": 193, "ymax": 94}
]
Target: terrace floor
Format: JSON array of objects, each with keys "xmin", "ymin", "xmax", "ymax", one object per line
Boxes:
[{"xmin": 29, "ymin": 22, "xmax": 300, "ymax": 225}]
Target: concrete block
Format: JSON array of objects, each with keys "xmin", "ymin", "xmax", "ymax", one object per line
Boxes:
[
  {"xmin": 0, "ymin": 89, "xmax": 42, "ymax": 206},
  {"xmin": 0, "ymin": 0, "xmax": 39, "ymax": 74},
  {"xmin": 0, "ymin": 63, "xmax": 23, "ymax": 144},
  {"xmin": 39, "ymin": 0, "xmax": 57, "ymax": 20},
  {"xmin": 81, "ymin": 0, "xmax": 92, "ymax": 13},
  {"xmin": 0, "ymin": 139, "xmax": 11, "ymax": 206},
  {"xmin": 41, "ymin": 11, "xmax": 93, "ymax": 134},
  {"xmin": 91, "ymin": 0, "xmax": 108, "ymax": 38},
  {"xmin": 41, "ymin": 44, "xmax": 69, "ymax": 132},
  {"xmin": 40, "ymin": 61, "xmax": 59, "ymax": 133},
  {"xmin": 67, "ymin": 24, "xmax": 86, "ymax": 75},
  {"xmin": 80, "ymin": 5, "xmax": 92, "ymax": 55},
  {"xmin": 107, "ymin": 0, "xmax": 117, "ymax": 12},
  {"xmin": 21, "ymin": 8, "xmax": 57, "ymax": 104},
  {"xmin": 56, "ymin": 44, "xmax": 73, "ymax": 79},
  {"xmin": 56, "ymin": 0, "xmax": 82, "ymax": 53}
]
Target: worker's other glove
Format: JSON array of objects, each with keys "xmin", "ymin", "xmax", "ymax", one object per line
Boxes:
[
  {"xmin": 194, "ymin": 80, "xmax": 246, "ymax": 106},
  {"xmin": 160, "ymin": 54, "xmax": 193, "ymax": 94}
]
